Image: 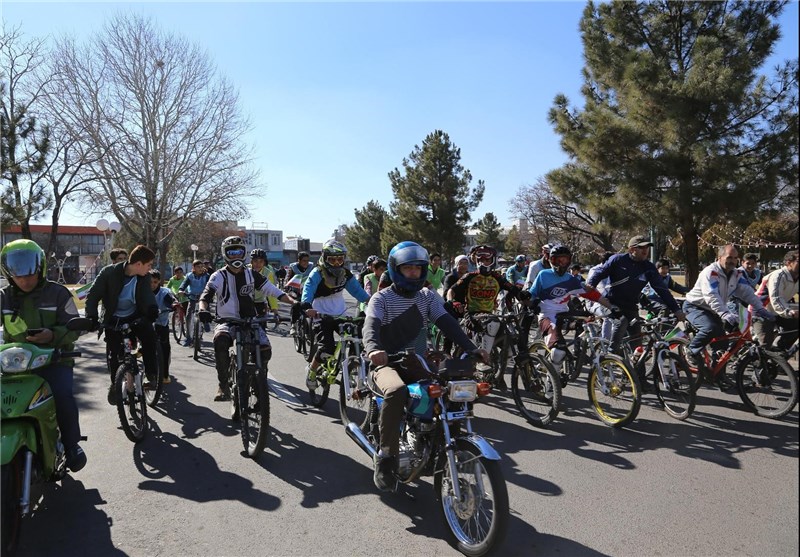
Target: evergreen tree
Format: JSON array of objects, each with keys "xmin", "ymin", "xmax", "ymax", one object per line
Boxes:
[
  {"xmin": 474, "ymin": 212, "xmax": 505, "ymax": 253},
  {"xmin": 547, "ymin": 1, "xmax": 798, "ymax": 284},
  {"xmin": 342, "ymin": 200, "xmax": 388, "ymax": 263},
  {"xmin": 381, "ymin": 130, "xmax": 484, "ymax": 258},
  {"xmin": 504, "ymin": 225, "xmax": 525, "ymax": 259}
]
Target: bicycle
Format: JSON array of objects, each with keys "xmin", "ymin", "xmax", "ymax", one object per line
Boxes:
[
  {"xmin": 531, "ymin": 315, "xmax": 642, "ymax": 428},
  {"xmin": 623, "ymin": 317, "xmax": 696, "ymax": 420},
  {"xmin": 678, "ymin": 310, "xmax": 798, "ymax": 419},
  {"xmin": 216, "ymin": 316, "xmax": 271, "ymax": 458},
  {"xmin": 105, "ymin": 320, "xmax": 158, "ymax": 442},
  {"xmin": 306, "ymin": 316, "xmax": 365, "ymax": 411},
  {"xmin": 171, "ymin": 301, "xmax": 186, "ymax": 343},
  {"xmin": 457, "ymin": 312, "xmax": 562, "ymax": 427},
  {"xmin": 186, "ymin": 297, "xmax": 207, "ymax": 361}
]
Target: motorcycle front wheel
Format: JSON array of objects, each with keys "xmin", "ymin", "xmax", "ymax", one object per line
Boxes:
[
  {"xmin": 1, "ymin": 452, "xmax": 24, "ymax": 557},
  {"xmin": 434, "ymin": 440, "xmax": 509, "ymax": 557}
]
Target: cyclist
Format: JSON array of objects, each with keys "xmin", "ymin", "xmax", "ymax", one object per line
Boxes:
[
  {"xmin": 752, "ymin": 250, "xmax": 798, "ymax": 353},
  {"xmin": 442, "ymin": 254, "xmax": 469, "ymax": 300},
  {"xmin": 587, "ymin": 235, "xmax": 686, "ymax": 358},
  {"xmin": 275, "ymin": 264, "xmax": 287, "ymax": 289},
  {"xmin": 166, "ymin": 266, "xmax": 188, "ymax": 306},
  {"xmin": 84, "ymin": 245, "xmax": 159, "ymax": 405},
  {"xmin": 360, "ymin": 258, "xmax": 387, "ymax": 312},
  {"xmin": 177, "ymin": 260, "xmax": 210, "ymax": 347},
  {"xmin": 447, "ymin": 245, "xmax": 530, "ymax": 388},
  {"xmin": 109, "ymin": 248, "xmax": 128, "ymax": 264},
  {"xmin": 524, "ymin": 243, "xmax": 552, "ymax": 289},
  {"xmin": 358, "ymin": 255, "xmax": 379, "ymax": 286},
  {"xmin": 364, "ymin": 241, "xmax": 489, "ymax": 491},
  {"xmin": 197, "ymin": 237, "xmax": 295, "ymax": 401},
  {"xmin": 300, "ymin": 240, "xmax": 370, "ymax": 389},
  {"xmin": 427, "ymin": 253, "xmax": 446, "ymax": 292},
  {"xmin": 569, "ymin": 263, "xmax": 585, "ymax": 283},
  {"xmin": 287, "ymin": 251, "xmax": 313, "ymax": 323},
  {"xmin": 505, "ymin": 254, "xmax": 528, "ymax": 287},
  {"xmin": 149, "ymin": 269, "xmax": 175, "ymax": 384},
  {"xmin": 1, "ymin": 239, "xmax": 88, "ymax": 472},
  {"xmin": 641, "ymin": 258, "xmax": 689, "ymax": 316},
  {"xmin": 683, "ymin": 244, "xmax": 773, "ymax": 388},
  {"xmin": 249, "ymin": 249, "xmax": 279, "ymax": 318},
  {"xmin": 529, "ymin": 245, "xmax": 616, "ymax": 368},
  {"xmin": 739, "ymin": 253, "xmax": 763, "ymax": 290}
]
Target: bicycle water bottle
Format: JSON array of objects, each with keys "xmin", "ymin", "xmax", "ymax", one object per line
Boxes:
[{"xmin": 631, "ymin": 346, "xmax": 645, "ymax": 364}]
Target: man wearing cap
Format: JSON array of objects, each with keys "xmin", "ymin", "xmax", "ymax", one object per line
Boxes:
[
  {"xmin": 524, "ymin": 244, "xmax": 552, "ymax": 289},
  {"xmin": 587, "ymin": 235, "xmax": 686, "ymax": 388}
]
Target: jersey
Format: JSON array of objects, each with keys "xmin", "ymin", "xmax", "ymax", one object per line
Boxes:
[
  {"xmin": 529, "ymin": 269, "xmax": 600, "ymax": 322},
  {"xmin": 449, "ymin": 271, "xmax": 515, "ymax": 314},
  {"xmin": 201, "ymin": 268, "xmax": 285, "ymax": 320}
]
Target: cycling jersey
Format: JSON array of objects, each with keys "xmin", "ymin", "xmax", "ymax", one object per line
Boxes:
[
  {"xmin": 179, "ymin": 271, "xmax": 209, "ymax": 300},
  {"xmin": 505, "ymin": 264, "xmax": 528, "ymax": 286},
  {"xmin": 448, "ymin": 271, "xmax": 516, "ymax": 314},
  {"xmin": 301, "ymin": 266, "xmax": 370, "ymax": 316},
  {"xmin": 289, "ymin": 262, "xmax": 313, "ymax": 284},
  {"xmin": 201, "ymin": 268, "xmax": 285, "ymax": 319},
  {"xmin": 529, "ymin": 269, "xmax": 600, "ymax": 321}
]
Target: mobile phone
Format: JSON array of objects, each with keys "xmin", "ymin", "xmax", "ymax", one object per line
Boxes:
[{"xmin": 26, "ymin": 328, "xmax": 45, "ymax": 336}]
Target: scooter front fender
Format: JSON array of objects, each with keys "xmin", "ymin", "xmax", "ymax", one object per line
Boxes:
[{"xmin": 1, "ymin": 421, "xmax": 38, "ymax": 466}]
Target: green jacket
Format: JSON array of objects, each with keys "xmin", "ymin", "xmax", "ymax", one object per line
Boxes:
[
  {"xmin": 1, "ymin": 280, "xmax": 81, "ymax": 364},
  {"xmin": 428, "ymin": 266, "xmax": 446, "ymax": 291},
  {"xmin": 85, "ymin": 262, "xmax": 157, "ymax": 325}
]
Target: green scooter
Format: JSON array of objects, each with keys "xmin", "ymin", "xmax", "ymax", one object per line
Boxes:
[{"xmin": 0, "ymin": 317, "xmax": 91, "ymax": 556}]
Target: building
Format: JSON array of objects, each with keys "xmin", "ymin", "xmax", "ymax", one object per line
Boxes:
[{"xmin": 241, "ymin": 223, "xmax": 283, "ymax": 266}]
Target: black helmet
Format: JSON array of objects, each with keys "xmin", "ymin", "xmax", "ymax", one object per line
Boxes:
[
  {"xmin": 472, "ymin": 245, "xmax": 497, "ymax": 275},
  {"xmin": 221, "ymin": 236, "xmax": 246, "ymax": 268},
  {"xmin": 250, "ymin": 248, "xmax": 267, "ymax": 261},
  {"xmin": 549, "ymin": 245, "xmax": 572, "ymax": 274}
]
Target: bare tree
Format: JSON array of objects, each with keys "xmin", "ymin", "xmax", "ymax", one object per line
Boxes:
[
  {"xmin": 1, "ymin": 25, "xmax": 52, "ymax": 238},
  {"xmin": 46, "ymin": 13, "xmax": 259, "ymax": 262}
]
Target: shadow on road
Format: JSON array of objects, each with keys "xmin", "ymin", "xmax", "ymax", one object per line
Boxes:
[
  {"xmin": 15, "ymin": 476, "xmax": 127, "ymax": 557},
  {"xmin": 151, "ymin": 379, "xmax": 240, "ymax": 440}
]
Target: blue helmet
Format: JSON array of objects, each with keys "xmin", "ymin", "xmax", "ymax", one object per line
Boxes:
[{"xmin": 387, "ymin": 241, "xmax": 429, "ymax": 292}]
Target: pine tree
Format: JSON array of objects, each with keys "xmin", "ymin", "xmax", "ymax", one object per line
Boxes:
[
  {"xmin": 342, "ymin": 200, "xmax": 388, "ymax": 263},
  {"xmin": 474, "ymin": 212, "xmax": 505, "ymax": 253}
]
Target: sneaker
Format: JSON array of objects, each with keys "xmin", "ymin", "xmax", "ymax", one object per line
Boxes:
[
  {"xmin": 686, "ymin": 350, "xmax": 704, "ymax": 371},
  {"xmin": 305, "ymin": 364, "xmax": 318, "ymax": 390},
  {"xmin": 373, "ymin": 453, "xmax": 398, "ymax": 492},
  {"xmin": 66, "ymin": 444, "xmax": 87, "ymax": 473},
  {"xmin": 183, "ymin": 338, "xmax": 193, "ymax": 347},
  {"xmin": 107, "ymin": 384, "xmax": 117, "ymax": 406},
  {"xmin": 162, "ymin": 375, "xmax": 172, "ymax": 385},
  {"xmin": 214, "ymin": 385, "xmax": 230, "ymax": 401}
]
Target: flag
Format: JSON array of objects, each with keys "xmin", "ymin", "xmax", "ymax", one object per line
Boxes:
[{"xmin": 74, "ymin": 282, "xmax": 93, "ymax": 300}]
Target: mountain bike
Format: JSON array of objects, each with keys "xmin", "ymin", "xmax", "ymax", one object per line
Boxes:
[
  {"xmin": 217, "ymin": 316, "xmax": 271, "ymax": 458},
  {"xmin": 306, "ymin": 316, "xmax": 365, "ymax": 411}
]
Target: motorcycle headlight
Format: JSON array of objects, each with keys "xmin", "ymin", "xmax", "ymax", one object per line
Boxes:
[
  {"xmin": 0, "ymin": 347, "xmax": 33, "ymax": 373},
  {"xmin": 448, "ymin": 380, "xmax": 477, "ymax": 402}
]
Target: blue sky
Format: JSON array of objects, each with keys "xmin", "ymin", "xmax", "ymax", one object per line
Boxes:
[{"xmin": 4, "ymin": 1, "xmax": 798, "ymax": 244}]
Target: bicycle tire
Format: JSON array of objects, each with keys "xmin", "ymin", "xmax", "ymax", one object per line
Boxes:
[
  {"xmin": 653, "ymin": 351, "xmax": 696, "ymax": 421},
  {"xmin": 586, "ymin": 355, "xmax": 641, "ymax": 428},
  {"xmin": 292, "ymin": 320, "xmax": 304, "ymax": 354},
  {"xmin": 193, "ymin": 318, "xmax": 201, "ymax": 361},
  {"xmin": 510, "ymin": 353, "xmax": 561, "ymax": 427},
  {"xmin": 735, "ymin": 350, "xmax": 798, "ymax": 419},
  {"xmin": 304, "ymin": 319, "xmax": 315, "ymax": 363},
  {"xmin": 115, "ymin": 364, "xmax": 147, "ymax": 442},
  {"xmin": 339, "ymin": 355, "xmax": 371, "ymax": 428},
  {"xmin": 239, "ymin": 366, "xmax": 270, "ymax": 457},
  {"xmin": 307, "ymin": 369, "xmax": 331, "ymax": 408},
  {"xmin": 172, "ymin": 310, "xmax": 185, "ymax": 343},
  {"xmin": 144, "ymin": 342, "xmax": 164, "ymax": 407}
]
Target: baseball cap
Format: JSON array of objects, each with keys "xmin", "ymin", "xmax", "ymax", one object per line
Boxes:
[{"xmin": 628, "ymin": 235, "xmax": 654, "ymax": 248}]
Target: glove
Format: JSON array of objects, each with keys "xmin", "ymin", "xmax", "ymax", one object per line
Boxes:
[
  {"xmin": 146, "ymin": 305, "xmax": 159, "ymax": 322},
  {"xmin": 755, "ymin": 307, "xmax": 776, "ymax": 322},
  {"xmin": 721, "ymin": 312, "xmax": 738, "ymax": 327},
  {"xmin": 198, "ymin": 310, "xmax": 213, "ymax": 324},
  {"xmin": 609, "ymin": 306, "xmax": 623, "ymax": 320},
  {"xmin": 517, "ymin": 290, "xmax": 532, "ymax": 302}
]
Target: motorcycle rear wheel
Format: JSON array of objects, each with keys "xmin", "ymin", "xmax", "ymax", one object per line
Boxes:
[{"xmin": 434, "ymin": 440, "xmax": 509, "ymax": 557}]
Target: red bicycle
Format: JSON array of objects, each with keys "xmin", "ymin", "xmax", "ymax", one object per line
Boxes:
[{"xmin": 171, "ymin": 301, "xmax": 186, "ymax": 343}]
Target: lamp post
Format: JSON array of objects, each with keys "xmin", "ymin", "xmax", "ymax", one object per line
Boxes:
[
  {"xmin": 96, "ymin": 219, "xmax": 121, "ymax": 262},
  {"xmin": 191, "ymin": 243, "xmax": 198, "ymax": 261},
  {"xmin": 51, "ymin": 251, "xmax": 72, "ymax": 284}
]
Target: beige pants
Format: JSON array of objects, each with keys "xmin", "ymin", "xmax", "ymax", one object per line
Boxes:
[{"xmin": 372, "ymin": 362, "xmax": 429, "ymax": 456}]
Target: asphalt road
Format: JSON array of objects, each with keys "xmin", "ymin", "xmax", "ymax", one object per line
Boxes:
[{"xmin": 12, "ymin": 307, "xmax": 799, "ymax": 557}]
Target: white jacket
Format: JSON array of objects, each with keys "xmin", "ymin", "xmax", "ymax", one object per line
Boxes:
[
  {"xmin": 686, "ymin": 262, "xmax": 763, "ymax": 317},
  {"xmin": 756, "ymin": 268, "xmax": 799, "ymax": 318}
]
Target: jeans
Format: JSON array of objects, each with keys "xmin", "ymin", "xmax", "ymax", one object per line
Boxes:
[
  {"xmin": 683, "ymin": 301, "xmax": 724, "ymax": 355},
  {"xmin": 105, "ymin": 318, "xmax": 159, "ymax": 384},
  {"xmin": 609, "ymin": 305, "xmax": 641, "ymax": 355},
  {"xmin": 154, "ymin": 324, "xmax": 171, "ymax": 378},
  {"xmin": 37, "ymin": 363, "xmax": 81, "ymax": 448}
]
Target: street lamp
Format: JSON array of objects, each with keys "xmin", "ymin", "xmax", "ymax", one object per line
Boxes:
[
  {"xmin": 97, "ymin": 219, "xmax": 121, "ymax": 261},
  {"xmin": 51, "ymin": 251, "xmax": 72, "ymax": 284},
  {"xmin": 190, "ymin": 243, "xmax": 198, "ymax": 261}
]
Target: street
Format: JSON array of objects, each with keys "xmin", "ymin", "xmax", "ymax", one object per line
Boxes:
[{"xmin": 13, "ymin": 312, "xmax": 799, "ymax": 557}]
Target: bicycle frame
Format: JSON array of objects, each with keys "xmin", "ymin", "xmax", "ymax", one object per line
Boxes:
[{"xmin": 320, "ymin": 319, "xmax": 364, "ymax": 387}]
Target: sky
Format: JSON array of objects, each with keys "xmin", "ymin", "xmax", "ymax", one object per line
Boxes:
[{"xmin": 3, "ymin": 1, "xmax": 799, "ymax": 245}]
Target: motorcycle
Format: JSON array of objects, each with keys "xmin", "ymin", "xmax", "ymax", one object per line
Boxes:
[
  {"xmin": 1, "ymin": 317, "xmax": 92, "ymax": 556},
  {"xmin": 345, "ymin": 351, "xmax": 509, "ymax": 557}
]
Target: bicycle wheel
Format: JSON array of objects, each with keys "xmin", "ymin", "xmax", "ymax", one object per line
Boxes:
[
  {"xmin": 239, "ymin": 366, "xmax": 270, "ymax": 457},
  {"xmin": 511, "ymin": 353, "xmax": 561, "ymax": 427},
  {"xmin": 735, "ymin": 350, "xmax": 798, "ymax": 419},
  {"xmin": 193, "ymin": 318, "xmax": 202, "ymax": 361},
  {"xmin": 144, "ymin": 342, "xmax": 164, "ymax": 407},
  {"xmin": 172, "ymin": 310, "xmax": 185, "ymax": 343},
  {"xmin": 292, "ymin": 319, "xmax": 305, "ymax": 354},
  {"xmin": 304, "ymin": 320, "xmax": 315, "ymax": 363},
  {"xmin": 434, "ymin": 440, "xmax": 509, "ymax": 557},
  {"xmin": 307, "ymin": 366, "xmax": 331, "ymax": 408},
  {"xmin": 339, "ymin": 355, "xmax": 371, "ymax": 428},
  {"xmin": 586, "ymin": 356, "xmax": 641, "ymax": 428},
  {"xmin": 653, "ymin": 351, "xmax": 696, "ymax": 421},
  {"xmin": 115, "ymin": 364, "xmax": 147, "ymax": 442},
  {"xmin": 670, "ymin": 337, "xmax": 706, "ymax": 388}
]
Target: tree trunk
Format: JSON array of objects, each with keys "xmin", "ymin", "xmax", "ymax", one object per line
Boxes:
[{"xmin": 682, "ymin": 221, "xmax": 700, "ymax": 288}]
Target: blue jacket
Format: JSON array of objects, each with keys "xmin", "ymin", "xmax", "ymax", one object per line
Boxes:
[{"xmin": 587, "ymin": 253, "xmax": 680, "ymax": 312}]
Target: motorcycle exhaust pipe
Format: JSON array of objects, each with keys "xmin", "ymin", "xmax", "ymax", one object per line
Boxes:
[{"xmin": 345, "ymin": 422, "xmax": 377, "ymax": 459}]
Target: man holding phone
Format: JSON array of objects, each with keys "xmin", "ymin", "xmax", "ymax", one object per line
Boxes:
[{"xmin": 0, "ymin": 239, "xmax": 88, "ymax": 472}]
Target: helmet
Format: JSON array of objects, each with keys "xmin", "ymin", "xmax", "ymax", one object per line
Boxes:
[
  {"xmin": 365, "ymin": 254, "xmax": 379, "ymax": 266},
  {"xmin": 387, "ymin": 241, "xmax": 429, "ymax": 293},
  {"xmin": 1, "ymin": 239, "xmax": 47, "ymax": 285},
  {"xmin": 472, "ymin": 245, "xmax": 497, "ymax": 275},
  {"xmin": 514, "ymin": 254, "xmax": 526, "ymax": 264},
  {"xmin": 221, "ymin": 236, "xmax": 246, "ymax": 268},
  {"xmin": 541, "ymin": 243, "xmax": 553, "ymax": 258},
  {"xmin": 250, "ymin": 248, "xmax": 267, "ymax": 261},
  {"xmin": 321, "ymin": 239, "xmax": 348, "ymax": 278},
  {"xmin": 549, "ymin": 245, "xmax": 572, "ymax": 274}
]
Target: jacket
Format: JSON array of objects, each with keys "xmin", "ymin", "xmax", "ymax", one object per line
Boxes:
[
  {"xmin": 85, "ymin": 262, "xmax": 157, "ymax": 325},
  {"xmin": 685, "ymin": 262, "xmax": 763, "ymax": 317},
  {"xmin": 756, "ymin": 267, "xmax": 798, "ymax": 318}
]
